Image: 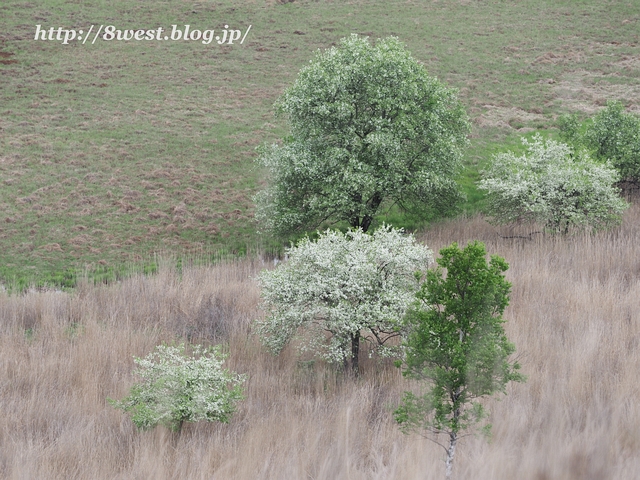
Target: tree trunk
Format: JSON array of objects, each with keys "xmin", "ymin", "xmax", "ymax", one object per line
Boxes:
[
  {"xmin": 350, "ymin": 331, "xmax": 360, "ymax": 376},
  {"xmin": 360, "ymin": 215, "xmax": 373, "ymax": 233},
  {"xmin": 445, "ymin": 430, "xmax": 457, "ymax": 480},
  {"xmin": 361, "ymin": 192, "xmax": 383, "ymax": 233},
  {"xmin": 445, "ymin": 390, "xmax": 461, "ymax": 479}
]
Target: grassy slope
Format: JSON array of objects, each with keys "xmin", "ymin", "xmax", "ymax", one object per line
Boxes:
[
  {"xmin": 1, "ymin": 0, "xmax": 639, "ymax": 287},
  {"xmin": 1, "ymin": 204, "xmax": 639, "ymax": 479}
]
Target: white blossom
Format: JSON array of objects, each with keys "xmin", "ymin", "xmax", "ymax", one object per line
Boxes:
[
  {"xmin": 110, "ymin": 344, "xmax": 246, "ymax": 431},
  {"xmin": 479, "ymin": 134, "xmax": 628, "ymax": 233},
  {"xmin": 256, "ymin": 226, "xmax": 433, "ymax": 365}
]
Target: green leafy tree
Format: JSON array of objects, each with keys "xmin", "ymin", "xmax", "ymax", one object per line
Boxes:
[
  {"xmin": 557, "ymin": 112, "xmax": 583, "ymax": 146},
  {"xmin": 395, "ymin": 241, "xmax": 525, "ymax": 479},
  {"xmin": 479, "ymin": 134, "xmax": 628, "ymax": 234},
  {"xmin": 256, "ymin": 225, "xmax": 433, "ymax": 375},
  {"xmin": 109, "ymin": 344, "xmax": 246, "ymax": 432},
  {"xmin": 584, "ymin": 101, "xmax": 640, "ymax": 187},
  {"xmin": 255, "ymin": 34, "xmax": 469, "ymax": 237},
  {"xmin": 558, "ymin": 101, "xmax": 640, "ymax": 188}
]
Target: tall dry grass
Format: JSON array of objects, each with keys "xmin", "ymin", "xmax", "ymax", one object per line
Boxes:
[{"xmin": 1, "ymin": 205, "xmax": 640, "ymax": 479}]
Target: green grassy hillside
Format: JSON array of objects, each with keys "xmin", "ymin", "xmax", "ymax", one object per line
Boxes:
[{"xmin": 1, "ymin": 0, "xmax": 639, "ymax": 287}]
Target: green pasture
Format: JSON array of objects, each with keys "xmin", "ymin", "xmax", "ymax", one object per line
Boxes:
[{"xmin": 1, "ymin": 0, "xmax": 638, "ymax": 288}]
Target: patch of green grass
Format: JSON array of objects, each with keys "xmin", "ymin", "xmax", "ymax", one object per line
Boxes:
[
  {"xmin": 64, "ymin": 322, "xmax": 84, "ymax": 340},
  {"xmin": 23, "ymin": 328, "xmax": 35, "ymax": 343},
  {"xmin": 1, "ymin": 0, "xmax": 639, "ymax": 287}
]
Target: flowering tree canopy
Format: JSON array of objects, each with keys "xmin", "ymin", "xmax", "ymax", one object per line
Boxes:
[
  {"xmin": 256, "ymin": 226, "xmax": 433, "ymax": 374},
  {"xmin": 254, "ymin": 35, "xmax": 469, "ymax": 237},
  {"xmin": 479, "ymin": 134, "xmax": 628, "ymax": 233}
]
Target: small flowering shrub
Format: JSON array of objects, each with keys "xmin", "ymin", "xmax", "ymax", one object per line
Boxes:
[
  {"xmin": 109, "ymin": 344, "xmax": 246, "ymax": 432},
  {"xmin": 256, "ymin": 225, "xmax": 433, "ymax": 374},
  {"xmin": 479, "ymin": 134, "xmax": 628, "ymax": 233}
]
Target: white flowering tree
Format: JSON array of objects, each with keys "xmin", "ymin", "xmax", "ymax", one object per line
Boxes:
[
  {"xmin": 109, "ymin": 344, "xmax": 246, "ymax": 432},
  {"xmin": 254, "ymin": 34, "xmax": 469, "ymax": 237},
  {"xmin": 256, "ymin": 226, "xmax": 433, "ymax": 375},
  {"xmin": 479, "ymin": 134, "xmax": 628, "ymax": 234}
]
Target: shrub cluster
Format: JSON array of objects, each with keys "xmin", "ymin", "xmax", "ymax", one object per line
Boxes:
[{"xmin": 479, "ymin": 134, "xmax": 628, "ymax": 233}]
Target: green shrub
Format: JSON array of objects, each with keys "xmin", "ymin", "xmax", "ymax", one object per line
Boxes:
[
  {"xmin": 585, "ymin": 101, "xmax": 640, "ymax": 185},
  {"xmin": 110, "ymin": 343, "xmax": 246, "ymax": 432},
  {"xmin": 558, "ymin": 101, "xmax": 640, "ymax": 187}
]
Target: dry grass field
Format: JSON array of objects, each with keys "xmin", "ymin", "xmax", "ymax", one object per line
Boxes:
[{"xmin": 1, "ymin": 204, "xmax": 639, "ymax": 479}]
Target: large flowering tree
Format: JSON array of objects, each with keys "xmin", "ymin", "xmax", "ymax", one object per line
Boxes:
[
  {"xmin": 256, "ymin": 226, "xmax": 433, "ymax": 375},
  {"xmin": 254, "ymin": 34, "xmax": 469, "ymax": 237},
  {"xmin": 479, "ymin": 134, "xmax": 628, "ymax": 234}
]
